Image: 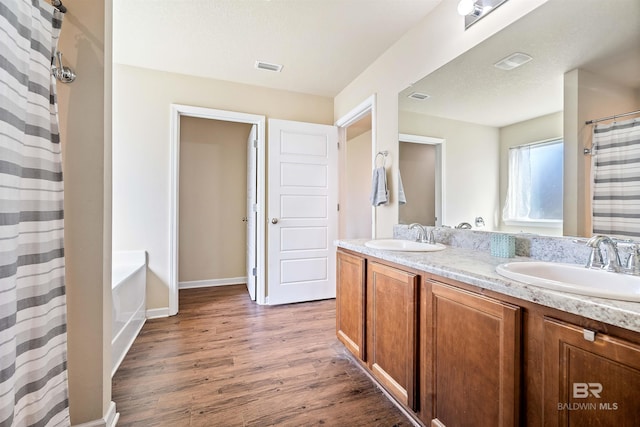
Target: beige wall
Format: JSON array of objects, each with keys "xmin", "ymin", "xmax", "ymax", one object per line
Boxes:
[
  {"xmin": 343, "ymin": 129, "xmax": 373, "ymax": 239},
  {"xmin": 399, "ymin": 112, "xmax": 500, "ymax": 230},
  {"xmin": 399, "ymin": 142, "xmax": 436, "ymax": 225},
  {"xmin": 564, "ymin": 69, "xmax": 640, "ymax": 237},
  {"xmin": 57, "ymin": 0, "xmax": 112, "ymax": 424},
  {"xmin": 112, "ymin": 64, "xmax": 333, "ymax": 309},
  {"xmin": 498, "ymin": 112, "xmax": 563, "ymax": 235},
  {"xmin": 334, "ymin": 0, "xmax": 549, "ymax": 237},
  {"xmin": 52, "ymin": 0, "xmax": 559, "ymax": 424},
  {"xmin": 179, "ymin": 118, "xmax": 251, "ymax": 282}
]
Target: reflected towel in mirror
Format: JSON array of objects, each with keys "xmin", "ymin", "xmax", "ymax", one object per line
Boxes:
[
  {"xmin": 398, "ymin": 170, "xmax": 407, "ymax": 205},
  {"xmin": 370, "ymin": 167, "xmax": 388, "ymax": 206}
]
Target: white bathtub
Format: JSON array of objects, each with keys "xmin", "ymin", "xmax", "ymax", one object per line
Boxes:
[{"xmin": 111, "ymin": 250, "xmax": 147, "ymax": 377}]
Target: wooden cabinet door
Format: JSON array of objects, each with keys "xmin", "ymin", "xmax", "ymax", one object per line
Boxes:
[
  {"xmin": 428, "ymin": 282, "xmax": 521, "ymax": 427},
  {"xmin": 367, "ymin": 261, "xmax": 418, "ymax": 410},
  {"xmin": 543, "ymin": 317, "xmax": 640, "ymax": 427},
  {"xmin": 336, "ymin": 251, "xmax": 366, "ymax": 360}
]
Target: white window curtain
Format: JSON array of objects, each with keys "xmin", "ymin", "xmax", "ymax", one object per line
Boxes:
[
  {"xmin": 503, "ymin": 145, "xmax": 532, "ymax": 220},
  {"xmin": 0, "ymin": 2, "xmax": 70, "ymax": 426},
  {"xmin": 592, "ymin": 118, "xmax": 640, "ymax": 238}
]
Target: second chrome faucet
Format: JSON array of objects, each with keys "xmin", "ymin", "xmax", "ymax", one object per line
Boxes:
[
  {"xmin": 409, "ymin": 223, "xmax": 436, "ymax": 244},
  {"xmin": 586, "ymin": 235, "xmax": 640, "ymax": 275}
]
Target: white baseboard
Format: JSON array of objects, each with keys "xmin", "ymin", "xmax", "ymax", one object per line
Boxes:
[
  {"xmin": 72, "ymin": 401, "xmax": 118, "ymax": 427},
  {"xmin": 146, "ymin": 278, "xmax": 247, "ymax": 319},
  {"xmin": 146, "ymin": 307, "xmax": 170, "ymax": 319},
  {"xmin": 179, "ymin": 276, "xmax": 247, "ymax": 289}
]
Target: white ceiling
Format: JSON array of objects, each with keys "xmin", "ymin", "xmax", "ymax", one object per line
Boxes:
[
  {"xmin": 399, "ymin": 0, "xmax": 640, "ymax": 127},
  {"xmin": 113, "ymin": 0, "xmax": 441, "ymax": 97}
]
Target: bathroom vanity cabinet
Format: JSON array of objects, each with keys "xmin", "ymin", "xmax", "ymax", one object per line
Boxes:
[
  {"xmin": 336, "ymin": 252, "xmax": 418, "ymax": 408},
  {"xmin": 336, "ymin": 247, "xmax": 640, "ymax": 427}
]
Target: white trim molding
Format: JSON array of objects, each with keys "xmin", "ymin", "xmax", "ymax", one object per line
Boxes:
[
  {"xmin": 179, "ymin": 277, "xmax": 248, "ymax": 289},
  {"xmin": 169, "ymin": 104, "xmax": 267, "ymax": 314},
  {"xmin": 71, "ymin": 401, "xmax": 119, "ymax": 427},
  {"xmin": 146, "ymin": 307, "xmax": 170, "ymax": 319}
]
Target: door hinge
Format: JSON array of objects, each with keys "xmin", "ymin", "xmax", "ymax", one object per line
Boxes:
[
  {"xmin": 252, "ymin": 203, "xmax": 258, "ymax": 213},
  {"xmin": 337, "ymin": 141, "xmax": 340, "ymax": 149},
  {"xmin": 252, "ymin": 267, "xmax": 257, "ymax": 276},
  {"xmin": 337, "ymin": 203, "xmax": 340, "ymax": 211},
  {"xmin": 253, "ymin": 139, "xmax": 258, "ymax": 148}
]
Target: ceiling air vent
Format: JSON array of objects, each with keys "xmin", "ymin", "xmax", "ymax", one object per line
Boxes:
[
  {"xmin": 494, "ymin": 52, "xmax": 533, "ymax": 71},
  {"xmin": 255, "ymin": 60, "xmax": 283, "ymax": 72},
  {"xmin": 407, "ymin": 92, "xmax": 430, "ymax": 100}
]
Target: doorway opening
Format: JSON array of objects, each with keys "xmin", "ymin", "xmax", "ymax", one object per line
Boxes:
[
  {"xmin": 398, "ymin": 134, "xmax": 445, "ymax": 227},
  {"xmin": 169, "ymin": 105, "xmax": 266, "ymax": 314},
  {"xmin": 178, "ymin": 117, "xmax": 251, "ymax": 288},
  {"xmin": 336, "ymin": 95, "xmax": 376, "ymax": 239}
]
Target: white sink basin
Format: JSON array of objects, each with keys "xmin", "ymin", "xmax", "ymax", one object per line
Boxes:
[
  {"xmin": 496, "ymin": 261, "xmax": 640, "ymax": 302},
  {"xmin": 364, "ymin": 239, "xmax": 446, "ymax": 252}
]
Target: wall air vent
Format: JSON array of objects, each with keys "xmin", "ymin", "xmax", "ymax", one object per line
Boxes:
[
  {"xmin": 407, "ymin": 92, "xmax": 430, "ymax": 100},
  {"xmin": 494, "ymin": 52, "xmax": 533, "ymax": 71},
  {"xmin": 255, "ymin": 60, "xmax": 283, "ymax": 72}
]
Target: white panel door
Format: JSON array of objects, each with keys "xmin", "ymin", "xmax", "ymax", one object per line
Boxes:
[
  {"xmin": 246, "ymin": 124, "xmax": 257, "ymax": 300},
  {"xmin": 268, "ymin": 119, "xmax": 338, "ymax": 304}
]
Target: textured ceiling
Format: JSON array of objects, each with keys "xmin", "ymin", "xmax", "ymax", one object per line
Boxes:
[
  {"xmin": 398, "ymin": 0, "xmax": 640, "ymax": 127},
  {"xmin": 113, "ymin": 0, "xmax": 441, "ymax": 97}
]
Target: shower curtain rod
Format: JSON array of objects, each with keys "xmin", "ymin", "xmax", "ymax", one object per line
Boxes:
[
  {"xmin": 585, "ymin": 109, "xmax": 640, "ymax": 125},
  {"xmin": 52, "ymin": 0, "xmax": 67, "ymax": 13}
]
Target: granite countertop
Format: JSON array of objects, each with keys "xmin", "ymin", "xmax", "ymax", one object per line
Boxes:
[{"xmin": 336, "ymin": 239, "xmax": 640, "ymax": 334}]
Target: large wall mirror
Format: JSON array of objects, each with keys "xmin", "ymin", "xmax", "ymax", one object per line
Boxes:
[{"xmin": 398, "ymin": 0, "xmax": 640, "ymax": 237}]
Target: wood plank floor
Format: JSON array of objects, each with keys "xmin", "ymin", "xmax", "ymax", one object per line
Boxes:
[{"xmin": 112, "ymin": 285, "xmax": 411, "ymax": 426}]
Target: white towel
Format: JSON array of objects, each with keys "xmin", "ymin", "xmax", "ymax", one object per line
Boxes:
[
  {"xmin": 370, "ymin": 167, "xmax": 388, "ymax": 206},
  {"xmin": 398, "ymin": 170, "xmax": 407, "ymax": 205}
]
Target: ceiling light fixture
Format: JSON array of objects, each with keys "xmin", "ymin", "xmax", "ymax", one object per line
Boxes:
[
  {"xmin": 494, "ymin": 52, "xmax": 533, "ymax": 71},
  {"xmin": 457, "ymin": 0, "xmax": 483, "ymax": 17},
  {"xmin": 255, "ymin": 60, "xmax": 283, "ymax": 73},
  {"xmin": 458, "ymin": 0, "xmax": 508, "ymax": 30}
]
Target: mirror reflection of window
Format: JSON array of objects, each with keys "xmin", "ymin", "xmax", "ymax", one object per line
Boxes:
[{"xmin": 503, "ymin": 138, "xmax": 563, "ymax": 225}]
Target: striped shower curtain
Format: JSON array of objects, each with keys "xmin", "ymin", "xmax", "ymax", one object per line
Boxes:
[
  {"xmin": 1, "ymin": 2, "xmax": 70, "ymax": 426},
  {"xmin": 592, "ymin": 118, "xmax": 640, "ymax": 238}
]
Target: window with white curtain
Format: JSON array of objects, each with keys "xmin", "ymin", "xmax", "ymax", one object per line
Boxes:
[{"xmin": 503, "ymin": 138, "xmax": 563, "ymax": 226}]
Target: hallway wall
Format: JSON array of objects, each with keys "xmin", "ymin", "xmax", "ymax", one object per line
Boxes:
[{"xmin": 179, "ymin": 118, "xmax": 251, "ymax": 283}]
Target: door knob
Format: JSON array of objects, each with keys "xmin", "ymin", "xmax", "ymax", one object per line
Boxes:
[{"xmin": 271, "ymin": 218, "xmax": 279, "ymax": 224}]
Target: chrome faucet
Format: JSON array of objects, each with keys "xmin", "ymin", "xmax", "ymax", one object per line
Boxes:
[
  {"xmin": 625, "ymin": 244, "xmax": 640, "ymax": 274},
  {"xmin": 408, "ymin": 223, "xmax": 435, "ymax": 244},
  {"xmin": 585, "ymin": 235, "xmax": 622, "ymax": 272}
]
